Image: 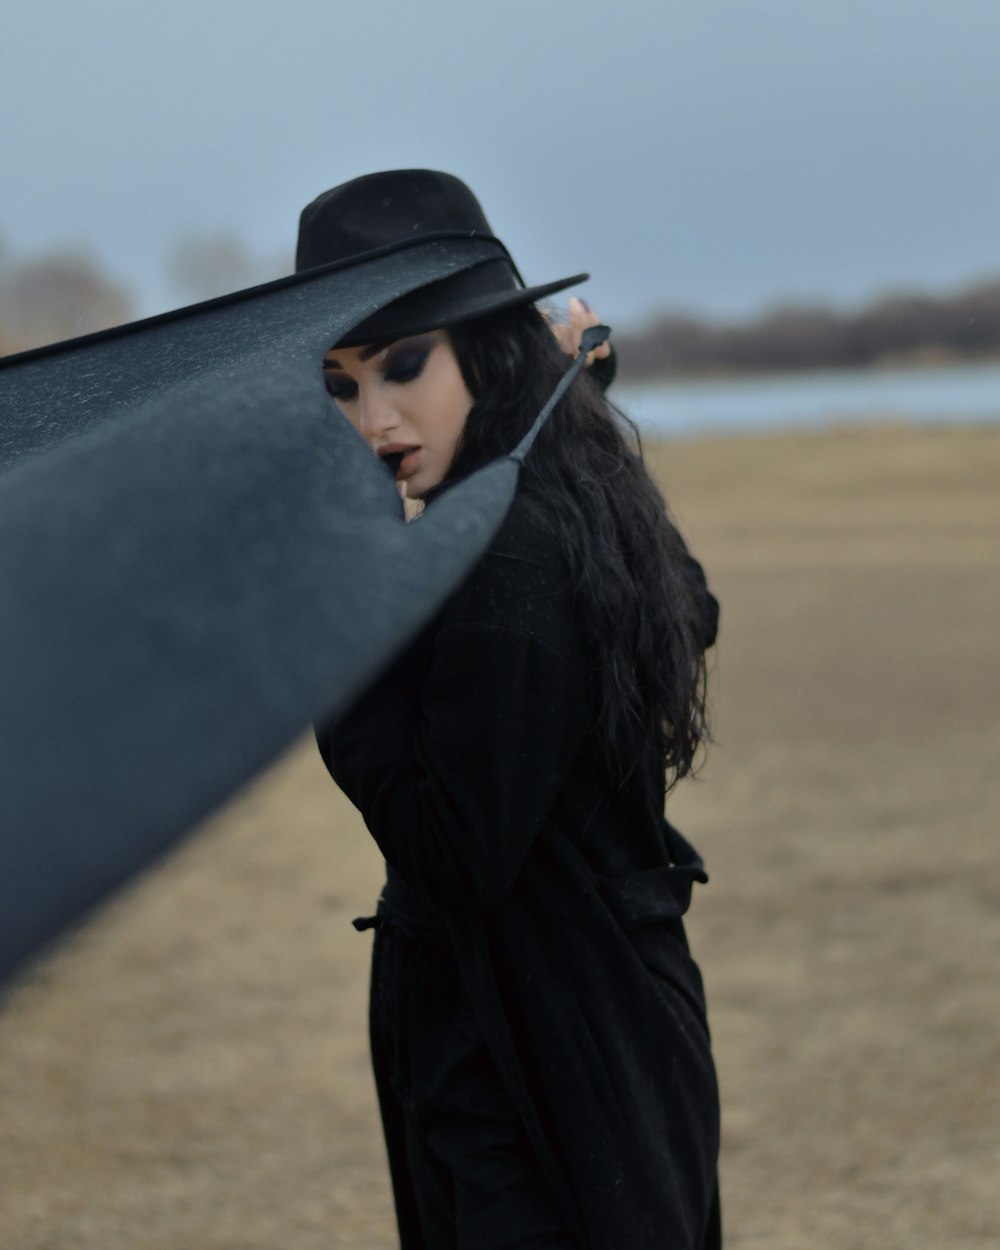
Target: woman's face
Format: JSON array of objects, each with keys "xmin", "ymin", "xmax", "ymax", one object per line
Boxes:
[{"xmin": 322, "ymin": 329, "xmax": 473, "ymax": 499}]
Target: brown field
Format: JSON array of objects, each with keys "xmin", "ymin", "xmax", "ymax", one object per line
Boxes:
[{"xmin": 2, "ymin": 425, "xmax": 998, "ymax": 1249}]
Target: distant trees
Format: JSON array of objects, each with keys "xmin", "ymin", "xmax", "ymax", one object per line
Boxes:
[
  {"xmin": 167, "ymin": 235, "xmax": 290, "ymax": 305},
  {"xmin": 0, "ymin": 245, "xmax": 134, "ymax": 356},
  {"xmin": 0, "ymin": 236, "xmax": 291, "ymax": 357},
  {"xmin": 4, "ymin": 233, "xmax": 1000, "ymax": 377},
  {"xmin": 614, "ymin": 280, "xmax": 1000, "ymax": 380}
]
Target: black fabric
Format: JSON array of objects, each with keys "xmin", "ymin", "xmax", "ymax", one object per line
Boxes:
[
  {"xmin": 370, "ymin": 911, "xmax": 577, "ymax": 1250},
  {"xmin": 318, "ymin": 494, "xmax": 721, "ymax": 1250},
  {"xmin": 0, "ymin": 238, "xmax": 525, "ymax": 985}
]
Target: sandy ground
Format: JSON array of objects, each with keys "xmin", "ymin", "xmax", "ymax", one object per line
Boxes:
[{"xmin": 2, "ymin": 425, "xmax": 998, "ymax": 1249}]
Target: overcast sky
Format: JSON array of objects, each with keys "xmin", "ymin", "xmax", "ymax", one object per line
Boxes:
[{"xmin": 3, "ymin": 0, "xmax": 999, "ymax": 327}]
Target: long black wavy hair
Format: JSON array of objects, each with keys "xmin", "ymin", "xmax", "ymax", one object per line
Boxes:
[{"xmin": 444, "ymin": 304, "xmax": 712, "ymax": 788}]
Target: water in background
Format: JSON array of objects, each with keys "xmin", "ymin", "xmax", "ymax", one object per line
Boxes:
[{"xmin": 617, "ymin": 360, "xmax": 1000, "ymax": 439}]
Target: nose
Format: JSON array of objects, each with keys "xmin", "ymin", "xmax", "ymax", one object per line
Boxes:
[{"xmin": 357, "ymin": 382, "xmax": 399, "ymax": 444}]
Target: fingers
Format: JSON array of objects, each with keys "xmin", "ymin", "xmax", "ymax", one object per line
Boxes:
[
  {"xmin": 547, "ymin": 312, "xmax": 575, "ymax": 355},
  {"xmin": 568, "ymin": 296, "xmax": 611, "ymax": 365},
  {"xmin": 545, "ymin": 296, "xmax": 612, "ymax": 364}
]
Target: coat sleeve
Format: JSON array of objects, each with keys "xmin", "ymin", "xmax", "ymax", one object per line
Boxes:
[{"xmin": 316, "ymin": 553, "xmax": 591, "ymax": 915}]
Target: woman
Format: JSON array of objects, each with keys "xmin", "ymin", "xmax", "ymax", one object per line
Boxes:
[{"xmin": 307, "ymin": 170, "xmax": 721, "ymax": 1250}]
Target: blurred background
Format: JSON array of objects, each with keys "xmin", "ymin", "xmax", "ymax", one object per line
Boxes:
[
  {"xmin": 4, "ymin": 0, "xmax": 1000, "ymax": 435},
  {"xmin": 2, "ymin": 3, "xmax": 998, "ymax": 1248}
]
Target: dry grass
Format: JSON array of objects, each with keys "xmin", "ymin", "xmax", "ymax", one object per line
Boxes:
[{"xmin": 2, "ymin": 425, "xmax": 998, "ymax": 1248}]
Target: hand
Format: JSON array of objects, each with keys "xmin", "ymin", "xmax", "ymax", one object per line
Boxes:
[{"xmin": 547, "ymin": 296, "xmax": 613, "ymax": 367}]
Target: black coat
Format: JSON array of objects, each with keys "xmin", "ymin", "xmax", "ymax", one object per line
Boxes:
[{"xmin": 317, "ymin": 491, "xmax": 721, "ymax": 1250}]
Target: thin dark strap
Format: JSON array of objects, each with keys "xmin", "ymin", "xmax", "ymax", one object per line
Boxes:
[{"xmin": 510, "ymin": 324, "xmax": 611, "ymax": 464}]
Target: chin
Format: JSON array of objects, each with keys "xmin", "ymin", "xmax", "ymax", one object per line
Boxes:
[{"xmin": 406, "ymin": 473, "xmax": 439, "ymax": 501}]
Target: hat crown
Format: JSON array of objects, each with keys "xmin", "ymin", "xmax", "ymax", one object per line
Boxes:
[
  {"xmin": 293, "ymin": 168, "xmax": 586, "ymax": 347},
  {"xmin": 296, "ymin": 169, "xmax": 496, "ymax": 273}
]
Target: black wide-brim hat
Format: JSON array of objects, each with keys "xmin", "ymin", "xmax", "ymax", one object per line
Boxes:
[{"xmin": 295, "ymin": 169, "xmax": 588, "ymax": 345}]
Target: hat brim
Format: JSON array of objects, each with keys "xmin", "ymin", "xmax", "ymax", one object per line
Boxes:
[
  {"xmin": 0, "ymin": 236, "xmax": 519, "ymax": 371},
  {"xmin": 335, "ymin": 266, "xmax": 590, "ymax": 347}
]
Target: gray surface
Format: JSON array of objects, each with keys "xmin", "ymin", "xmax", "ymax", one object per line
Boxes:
[{"xmin": 0, "ymin": 243, "xmax": 519, "ymax": 982}]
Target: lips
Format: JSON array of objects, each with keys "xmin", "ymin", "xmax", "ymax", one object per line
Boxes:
[{"xmin": 377, "ymin": 444, "xmax": 421, "ymax": 480}]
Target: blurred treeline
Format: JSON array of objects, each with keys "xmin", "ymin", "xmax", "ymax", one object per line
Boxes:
[
  {"xmin": 615, "ymin": 279, "xmax": 1000, "ymax": 379},
  {"xmin": 0, "ymin": 245, "xmax": 133, "ymax": 357},
  {"xmin": 4, "ymin": 235, "xmax": 1000, "ymax": 378},
  {"xmin": 0, "ymin": 236, "xmax": 289, "ymax": 357}
]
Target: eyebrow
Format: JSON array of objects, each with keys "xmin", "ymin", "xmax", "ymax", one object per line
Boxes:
[{"xmin": 323, "ymin": 341, "xmax": 395, "ymax": 370}]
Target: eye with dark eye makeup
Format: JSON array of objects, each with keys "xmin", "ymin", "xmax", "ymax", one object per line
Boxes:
[
  {"xmin": 323, "ymin": 375, "xmax": 358, "ymax": 402},
  {"xmin": 382, "ymin": 335, "xmax": 436, "ymax": 384},
  {"xmin": 322, "ymin": 334, "xmax": 436, "ymax": 402}
]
